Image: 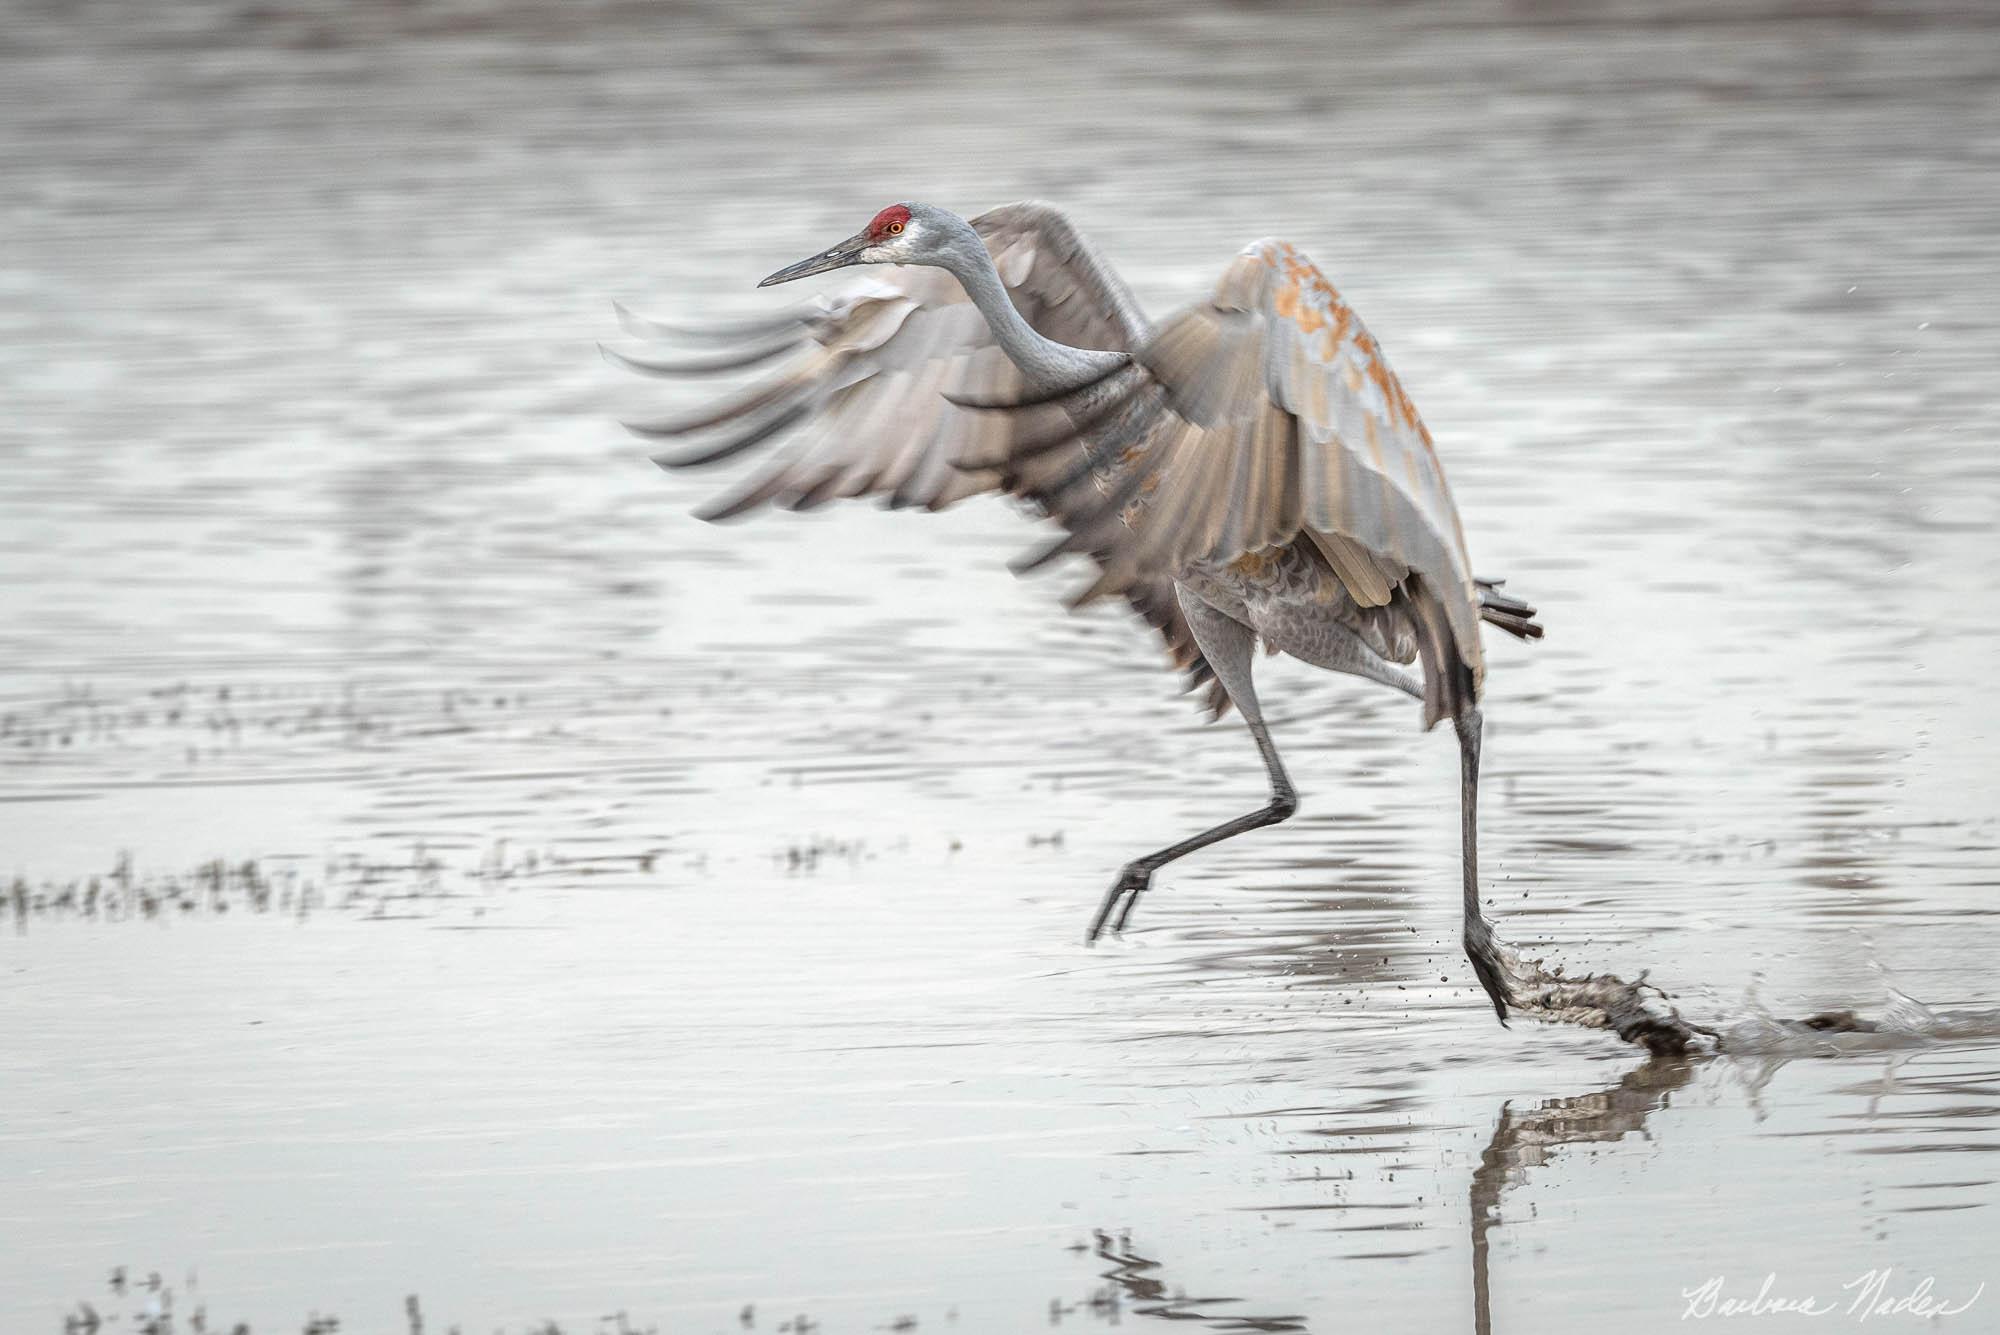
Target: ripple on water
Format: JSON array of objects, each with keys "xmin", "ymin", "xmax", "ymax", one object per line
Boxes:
[{"xmin": 4, "ymin": 1, "xmax": 1999, "ymax": 1331}]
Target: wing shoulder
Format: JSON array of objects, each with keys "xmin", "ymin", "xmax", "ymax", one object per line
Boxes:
[
  {"xmin": 1238, "ymin": 238, "xmax": 1476, "ymax": 617},
  {"xmin": 972, "ymin": 201, "xmax": 1152, "ymax": 350}
]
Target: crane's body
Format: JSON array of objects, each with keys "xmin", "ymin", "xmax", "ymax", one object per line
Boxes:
[
  {"xmin": 611, "ymin": 202, "xmax": 1540, "ymax": 1021},
  {"xmin": 1181, "ymin": 546, "xmax": 1422, "ymax": 698}
]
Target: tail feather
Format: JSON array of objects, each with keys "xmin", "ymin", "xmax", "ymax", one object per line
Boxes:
[
  {"xmin": 1475, "ymin": 577, "xmax": 1543, "ymax": 641},
  {"xmin": 1404, "ymin": 576, "xmax": 1477, "ymax": 731}
]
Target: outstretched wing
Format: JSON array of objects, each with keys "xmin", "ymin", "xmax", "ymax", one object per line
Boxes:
[
  {"xmin": 1006, "ymin": 239, "xmax": 1490, "ymax": 713},
  {"xmin": 614, "ymin": 202, "xmax": 1146, "ymax": 517},
  {"xmin": 613, "ymin": 202, "xmax": 1216, "ymax": 697}
]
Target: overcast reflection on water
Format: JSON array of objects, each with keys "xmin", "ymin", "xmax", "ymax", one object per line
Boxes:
[{"xmin": 3, "ymin": 1, "xmax": 1998, "ymax": 1332}]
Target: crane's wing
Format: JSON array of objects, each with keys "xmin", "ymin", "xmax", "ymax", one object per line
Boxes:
[
  {"xmin": 998, "ymin": 239, "xmax": 1489, "ymax": 724},
  {"xmin": 613, "ymin": 201, "xmax": 1218, "ymax": 699},
  {"xmin": 614, "ymin": 202, "xmax": 1147, "ymax": 517}
]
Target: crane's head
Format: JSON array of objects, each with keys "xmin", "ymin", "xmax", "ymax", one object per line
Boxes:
[{"xmin": 757, "ymin": 203, "xmax": 952, "ymax": 287}]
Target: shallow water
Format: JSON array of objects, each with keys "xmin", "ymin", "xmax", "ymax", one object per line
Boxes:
[{"xmin": 4, "ymin": 1, "xmax": 1999, "ymax": 1331}]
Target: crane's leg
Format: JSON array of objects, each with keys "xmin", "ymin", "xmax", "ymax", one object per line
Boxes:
[
  {"xmin": 1456, "ymin": 706, "xmax": 1513, "ymax": 1023},
  {"xmin": 1088, "ymin": 595, "xmax": 1295, "ymax": 942}
]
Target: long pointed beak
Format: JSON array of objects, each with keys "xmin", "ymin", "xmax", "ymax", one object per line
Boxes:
[{"xmin": 757, "ymin": 230, "xmax": 872, "ymax": 287}]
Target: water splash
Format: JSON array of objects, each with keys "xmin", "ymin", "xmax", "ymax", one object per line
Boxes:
[
  {"xmin": 1494, "ymin": 940, "xmax": 1722, "ymax": 1055},
  {"xmin": 1500, "ymin": 939, "xmax": 2000, "ymax": 1057}
]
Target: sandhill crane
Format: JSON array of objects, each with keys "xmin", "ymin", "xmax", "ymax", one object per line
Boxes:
[{"xmin": 610, "ymin": 202, "xmax": 1542, "ymax": 1022}]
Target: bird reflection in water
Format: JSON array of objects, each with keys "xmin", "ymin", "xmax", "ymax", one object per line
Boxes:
[
  {"xmin": 1469, "ymin": 1056, "xmax": 1697, "ymax": 1335},
  {"xmin": 1066, "ymin": 1055, "xmax": 1697, "ymax": 1333}
]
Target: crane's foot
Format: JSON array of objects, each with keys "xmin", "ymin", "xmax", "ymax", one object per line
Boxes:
[
  {"xmin": 1464, "ymin": 927, "xmax": 1516, "ymax": 1026},
  {"xmin": 1467, "ymin": 940, "xmax": 1513, "ymax": 1025},
  {"xmin": 1088, "ymin": 864, "xmax": 1153, "ymax": 943}
]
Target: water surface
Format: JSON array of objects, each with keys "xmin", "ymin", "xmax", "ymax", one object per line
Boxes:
[{"xmin": 3, "ymin": 1, "xmax": 1998, "ymax": 1331}]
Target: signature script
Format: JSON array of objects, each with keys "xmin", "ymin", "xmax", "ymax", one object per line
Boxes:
[{"xmin": 1682, "ymin": 1270, "xmax": 1985, "ymax": 1322}]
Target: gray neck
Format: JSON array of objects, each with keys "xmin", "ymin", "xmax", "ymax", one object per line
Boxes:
[{"xmin": 935, "ymin": 228, "xmax": 1126, "ymax": 394}]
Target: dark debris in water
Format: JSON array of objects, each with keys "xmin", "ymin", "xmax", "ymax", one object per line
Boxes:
[
  {"xmin": 58, "ymin": 1267, "xmax": 1009, "ymax": 1335},
  {"xmin": 62, "ymin": 1236, "xmax": 1285, "ymax": 1335},
  {"xmin": 7, "ymin": 840, "xmax": 672, "ymax": 931},
  {"xmin": 2, "ymin": 679, "xmax": 544, "ymax": 761},
  {"xmin": 1797, "ymin": 1008, "xmax": 1877, "ymax": 1033},
  {"xmin": 64, "ymin": 1270, "xmax": 670, "ymax": 1335},
  {"xmin": 1065, "ymin": 1229, "xmax": 1307, "ymax": 1332}
]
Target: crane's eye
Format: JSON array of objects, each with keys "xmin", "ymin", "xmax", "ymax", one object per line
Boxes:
[{"xmin": 886, "ymin": 221, "xmax": 904, "ymax": 235}]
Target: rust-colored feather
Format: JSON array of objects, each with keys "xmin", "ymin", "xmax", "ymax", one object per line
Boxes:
[{"xmin": 1030, "ymin": 238, "xmax": 1490, "ymax": 697}]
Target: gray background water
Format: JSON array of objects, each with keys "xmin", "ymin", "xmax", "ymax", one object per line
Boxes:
[{"xmin": 3, "ymin": 1, "xmax": 1997, "ymax": 1331}]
